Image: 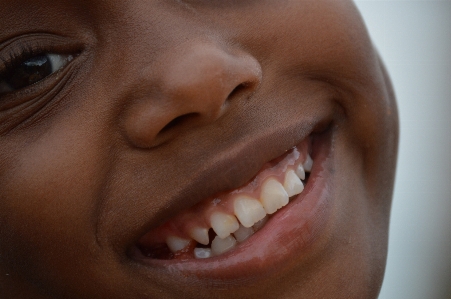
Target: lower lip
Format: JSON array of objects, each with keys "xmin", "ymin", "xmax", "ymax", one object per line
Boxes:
[{"xmin": 133, "ymin": 130, "xmax": 334, "ymax": 283}]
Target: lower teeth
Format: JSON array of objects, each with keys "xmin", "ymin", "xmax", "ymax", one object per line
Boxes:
[
  {"xmin": 233, "ymin": 225, "xmax": 254, "ymax": 242},
  {"xmin": 211, "ymin": 235, "xmax": 237, "ymax": 256},
  {"xmin": 194, "ymin": 248, "xmax": 212, "ymax": 259}
]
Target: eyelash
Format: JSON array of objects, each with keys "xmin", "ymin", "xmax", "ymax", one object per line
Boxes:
[
  {"xmin": 0, "ymin": 43, "xmax": 47, "ymax": 79},
  {"xmin": 0, "ymin": 43, "xmax": 74, "ymax": 95}
]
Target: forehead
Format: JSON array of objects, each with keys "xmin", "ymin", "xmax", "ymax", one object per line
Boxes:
[
  {"xmin": 1, "ymin": 0, "xmax": 364, "ymax": 57},
  {"xmin": 1, "ymin": 0, "xmax": 370, "ymax": 106},
  {"xmin": 1, "ymin": 0, "xmax": 357, "ymax": 29}
]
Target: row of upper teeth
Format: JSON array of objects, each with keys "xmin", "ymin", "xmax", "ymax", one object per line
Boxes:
[{"xmin": 164, "ymin": 153, "xmax": 313, "ymax": 259}]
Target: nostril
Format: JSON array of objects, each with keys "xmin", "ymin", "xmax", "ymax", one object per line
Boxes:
[
  {"xmin": 157, "ymin": 82, "xmax": 252, "ymax": 139},
  {"xmin": 160, "ymin": 113, "xmax": 199, "ymax": 134},
  {"xmin": 229, "ymin": 82, "xmax": 253, "ymax": 100}
]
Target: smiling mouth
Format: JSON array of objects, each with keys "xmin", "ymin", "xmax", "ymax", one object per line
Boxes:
[{"xmin": 132, "ymin": 127, "xmax": 333, "ymax": 265}]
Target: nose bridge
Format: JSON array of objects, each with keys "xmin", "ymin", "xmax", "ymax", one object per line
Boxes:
[{"xmin": 123, "ymin": 41, "xmax": 262, "ymax": 148}]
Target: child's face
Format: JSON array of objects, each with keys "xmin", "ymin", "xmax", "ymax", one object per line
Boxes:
[{"xmin": 0, "ymin": 0, "xmax": 398, "ymax": 298}]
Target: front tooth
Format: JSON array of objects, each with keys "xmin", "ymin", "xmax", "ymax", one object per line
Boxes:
[
  {"xmin": 303, "ymin": 154, "xmax": 313, "ymax": 172},
  {"xmin": 194, "ymin": 248, "xmax": 212, "ymax": 259},
  {"xmin": 233, "ymin": 225, "xmax": 254, "ymax": 242},
  {"xmin": 210, "ymin": 212, "xmax": 240, "ymax": 239},
  {"xmin": 189, "ymin": 227, "xmax": 210, "ymax": 245},
  {"xmin": 211, "ymin": 235, "xmax": 237, "ymax": 256},
  {"xmin": 260, "ymin": 178, "xmax": 289, "ymax": 214},
  {"xmin": 283, "ymin": 170, "xmax": 304, "ymax": 197},
  {"xmin": 166, "ymin": 236, "xmax": 191, "ymax": 253},
  {"xmin": 233, "ymin": 195, "xmax": 267, "ymax": 228},
  {"xmin": 295, "ymin": 164, "xmax": 306, "ymax": 180}
]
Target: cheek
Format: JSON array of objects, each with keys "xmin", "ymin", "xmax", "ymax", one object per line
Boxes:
[{"xmin": 0, "ymin": 124, "xmax": 103, "ymax": 290}]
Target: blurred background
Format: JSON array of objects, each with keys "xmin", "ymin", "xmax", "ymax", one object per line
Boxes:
[{"xmin": 354, "ymin": 1, "xmax": 451, "ymax": 298}]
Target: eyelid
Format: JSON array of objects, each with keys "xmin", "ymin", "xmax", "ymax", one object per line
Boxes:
[
  {"xmin": 0, "ymin": 35, "xmax": 86, "ymax": 132},
  {"xmin": 0, "ymin": 42, "xmax": 45, "ymax": 74},
  {"xmin": 0, "ymin": 53, "xmax": 75, "ymax": 95},
  {"xmin": 0, "ymin": 34, "xmax": 83, "ymax": 74},
  {"xmin": 0, "ymin": 34, "xmax": 83, "ymax": 96}
]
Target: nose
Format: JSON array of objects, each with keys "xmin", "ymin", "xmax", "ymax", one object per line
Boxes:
[{"xmin": 123, "ymin": 42, "xmax": 262, "ymax": 148}]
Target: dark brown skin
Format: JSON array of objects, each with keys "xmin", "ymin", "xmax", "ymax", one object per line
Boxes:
[{"xmin": 0, "ymin": 0, "xmax": 398, "ymax": 298}]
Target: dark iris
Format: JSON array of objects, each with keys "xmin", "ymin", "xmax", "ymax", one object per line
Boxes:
[{"xmin": 4, "ymin": 55, "xmax": 52, "ymax": 91}]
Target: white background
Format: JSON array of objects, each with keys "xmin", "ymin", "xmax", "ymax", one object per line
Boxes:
[{"xmin": 354, "ymin": 1, "xmax": 451, "ymax": 298}]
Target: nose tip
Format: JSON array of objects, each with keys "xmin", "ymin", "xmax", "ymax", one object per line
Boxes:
[{"xmin": 123, "ymin": 42, "xmax": 262, "ymax": 148}]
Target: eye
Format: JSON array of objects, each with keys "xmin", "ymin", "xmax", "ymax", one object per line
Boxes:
[{"xmin": 0, "ymin": 53, "xmax": 73, "ymax": 94}]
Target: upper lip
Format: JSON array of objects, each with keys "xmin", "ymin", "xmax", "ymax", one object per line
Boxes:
[{"xmin": 126, "ymin": 114, "xmax": 332, "ymax": 252}]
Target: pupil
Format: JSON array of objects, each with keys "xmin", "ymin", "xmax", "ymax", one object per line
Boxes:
[{"xmin": 7, "ymin": 55, "xmax": 52, "ymax": 90}]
